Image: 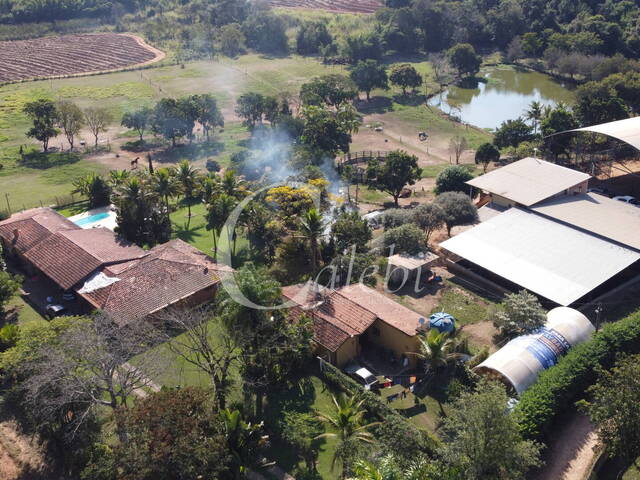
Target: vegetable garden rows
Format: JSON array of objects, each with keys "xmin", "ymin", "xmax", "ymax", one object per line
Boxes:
[
  {"xmin": 269, "ymin": 0, "xmax": 382, "ymax": 13},
  {"xmin": 0, "ymin": 33, "xmax": 163, "ymax": 82}
]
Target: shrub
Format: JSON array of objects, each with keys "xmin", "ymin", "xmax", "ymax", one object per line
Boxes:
[
  {"xmin": 205, "ymin": 159, "xmax": 220, "ymax": 172},
  {"xmin": 515, "ymin": 309, "xmax": 640, "ymax": 442},
  {"xmin": 381, "ymin": 208, "xmax": 413, "ymax": 230},
  {"xmin": 384, "ymin": 224, "xmax": 425, "ymax": 255},
  {"xmin": 493, "ymin": 290, "xmax": 546, "ymax": 339},
  {"xmin": 435, "ymin": 165, "xmax": 474, "ymax": 194}
]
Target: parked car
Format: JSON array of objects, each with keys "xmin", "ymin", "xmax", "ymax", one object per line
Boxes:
[
  {"xmin": 613, "ymin": 195, "xmax": 639, "ymax": 205},
  {"xmin": 344, "ymin": 364, "xmax": 379, "ymax": 391},
  {"xmin": 587, "ymin": 187, "xmax": 606, "ymax": 195},
  {"xmin": 45, "ymin": 303, "xmax": 67, "ymax": 319}
]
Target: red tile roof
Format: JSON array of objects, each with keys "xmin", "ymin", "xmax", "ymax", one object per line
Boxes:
[
  {"xmin": 82, "ymin": 240, "xmax": 228, "ymax": 324},
  {"xmin": 0, "ymin": 207, "xmax": 78, "ymax": 254}
]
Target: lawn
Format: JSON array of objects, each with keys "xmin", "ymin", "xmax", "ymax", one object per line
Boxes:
[
  {"xmin": 431, "ymin": 280, "xmax": 496, "ymax": 326},
  {"xmin": 6, "ymin": 295, "xmax": 47, "ymax": 326}
]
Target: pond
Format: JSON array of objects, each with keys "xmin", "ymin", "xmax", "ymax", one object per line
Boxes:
[{"xmin": 428, "ymin": 65, "xmax": 575, "ymax": 130}]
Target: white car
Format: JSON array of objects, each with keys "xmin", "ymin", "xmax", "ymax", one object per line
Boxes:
[
  {"xmin": 344, "ymin": 364, "xmax": 379, "ymax": 391},
  {"xmin": 613, "ymin": 195, "xmax": 638, "ymax": 205}
]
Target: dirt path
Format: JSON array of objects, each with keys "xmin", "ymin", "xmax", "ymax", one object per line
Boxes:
[{"xmin": 534, "ymin": 413, "xmax": 599, "ymax": 480}]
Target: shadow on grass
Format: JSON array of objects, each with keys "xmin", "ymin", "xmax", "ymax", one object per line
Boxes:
[
  {"xmin": 392, "ymin": 93, "xmax": 427, "ymax": 106},
  {"xmin": 356, "ymin": 96, "xmax": 394, "ymax": 114},
  {"xmin": 154, "ymin": 141, "xmax": 225, "ymax": 164},
  {"xmin": 19, "ymin": 151, "xmax": 81, "ymax": 169},
  {"xmin": 121, "ymin": 139, "xmax": 163, "ymax": 152}
]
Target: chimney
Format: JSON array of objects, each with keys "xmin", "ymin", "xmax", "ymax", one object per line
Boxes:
[{"xmin": 12, "ymin": 228, "xmax": 19, "ymax": 244}]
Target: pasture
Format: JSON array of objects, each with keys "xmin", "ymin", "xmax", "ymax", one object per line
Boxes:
[{"xmin": 269, "ymin": 0, "xmax": 382, "ymax": 13}]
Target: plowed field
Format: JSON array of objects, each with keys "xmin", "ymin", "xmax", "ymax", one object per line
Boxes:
[
  {"xmin": 0, "ymin": 33, "xmax": 165, "ymax": 83},
  {"xmin": 269, "ymin": 0, "xmax": 382, "ymax": 13}
]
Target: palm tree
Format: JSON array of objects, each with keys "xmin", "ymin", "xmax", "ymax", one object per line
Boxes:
[
  {"xmin": 316, "ymin": 393, "xmax": 379, "ymax": 479},
  {"xmin": 152, "ymin": 168, "xmax": 181, "ymax": 222},
  {"xmin": 109, "ymin": 169, "xmax": 130, "ymax": 189},
  {"xmin": 352, "ymin": 456, "xmax": 435, "ymax": 480},
  {"xmin": 416, "ymin": 329, "xmax": 466, "ymax": 374},
  {"xmin": 175, "ymin": 160, "xmax": 200, "ymax": 227},
  {"xmin": 221, "ymin": 169, "xmax": 249, "ymax": 199},
  {"xmin": 525, "ymin": 100, "xmax": 543, "ymax": 135},
  {"xmin": 206, "ymin": 193, "xmax": 237, "ymax": 261},
  {"xmin": 221, "ymin": 409, "xmax": 268, "ymax": 479},
  {"xmin": 299, "ymin": 208, "xmax": 326, "ymax": 272}
]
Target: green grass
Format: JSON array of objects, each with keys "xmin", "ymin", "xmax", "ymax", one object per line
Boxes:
[
  {"xmin": 431, "ymin": 280, "xmax": 496, "ymax": 326},
  {"xmin": 6, "ymin": 295, "xmax": 47, "ymax": 326},
  {"xmin": 422, "ymin": 163, "xmax": 479, "ymax": 179}
]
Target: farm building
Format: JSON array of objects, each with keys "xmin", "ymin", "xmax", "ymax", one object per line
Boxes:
[
  {"xmin": 284, "ymin": 282, "xmax": 425, "ymax": 368},
  {"xmin": 0, "ymin": 207, "xmax": 231, "ymax": 322},
  {"xmin": 441, "ymin": 160, "xmax": 640, "ymax": 307},
  {"xmin": 474, "ymin": 307, "xmax": 595, "ymax": 395},
  {"xmin": 387, "ymin": 252, "xmax": 439, "ymax": 286}
]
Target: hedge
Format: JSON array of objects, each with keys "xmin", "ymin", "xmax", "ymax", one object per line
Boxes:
[{"xmin": 515, "ymin": 309, "xmax": 640, "ymax": 442}]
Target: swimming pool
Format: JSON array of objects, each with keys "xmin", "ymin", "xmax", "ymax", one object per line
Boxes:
[{"xmin": 73, "ymin": 211, "xmax": 111, "ymax": 227}]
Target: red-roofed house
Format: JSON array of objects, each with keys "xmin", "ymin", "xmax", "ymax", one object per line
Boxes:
[
  {"xmin": 283, "ymin": 282, "xmax": 425, "ymax": 367},
  {"xmin": 0, "ymin": 208, "xmax": 231, "ymax": 322}
]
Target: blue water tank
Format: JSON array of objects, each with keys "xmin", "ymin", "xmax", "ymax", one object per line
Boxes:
[{"xmin": 429, "ymin": 312, "xmax": 456, "ymax": 333}]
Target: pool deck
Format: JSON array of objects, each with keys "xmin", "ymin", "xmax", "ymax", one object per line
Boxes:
[{"xmin": 68, "ymin": 205, "xmax": 118, "ymax": 231}]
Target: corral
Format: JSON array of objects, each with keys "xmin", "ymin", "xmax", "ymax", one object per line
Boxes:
[
  {"xmin": 269, "ymin": 0, "xmax": 382, "ymax": 13},
  {"xmin": 0, "ymin": 33, "xmax": 165, "ymax": 83}
]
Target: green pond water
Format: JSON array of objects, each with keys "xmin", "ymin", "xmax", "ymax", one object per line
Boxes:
[{"xmin": 428, "ymin": 65, "xmax": 575, "ymax": 130}]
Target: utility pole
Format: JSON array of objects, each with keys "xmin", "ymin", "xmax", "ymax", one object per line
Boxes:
[{"xmin": 594, "ymin": 303, "xmax": 603, "ymax": 332}]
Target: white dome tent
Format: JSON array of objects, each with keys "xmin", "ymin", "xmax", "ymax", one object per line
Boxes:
[{"xmin": 474, "ymin": 307, "xmax": 595, "ymax": 395}]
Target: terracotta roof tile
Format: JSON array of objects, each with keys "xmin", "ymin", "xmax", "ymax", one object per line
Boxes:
[{"xmin": 0, "ymin": 207, "xmax": 78, "ymax": 254}]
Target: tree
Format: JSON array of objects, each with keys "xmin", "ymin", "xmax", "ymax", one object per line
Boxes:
[
  {"xmin": 108, "ymin": 387, "xmax": 232, "ymax": 480},
  {"xmin": 440, "ymin": 380, "xmax": 541, "ymax": 479},
  {"xmin": 206, "ymin": 192, "xmax": 237, "ymax": 261},
  {"xmin": 151, "ymin": 167, "xmax": 180, "ymax": 221},
  {"xmin": 474, "ymin": 142, "xmax": 500, "ymax": 172},
  {"xmin": 235, "ymin": 92, "xmax": 273, "ymax": 128},
  {"xmin": 493, "ymin": 290, "xmax": 546, "ymax": 339},
  {"xmin": 152, "ymin": 98, "xmax": 194, "ymax": 147},
  {"xmin": 331, "ymin": 210, "xmax": 372, "ymax": 254},
  {"xmin": 221, "ymin": 408, "xmax": 269, "ymax": 478},
  {"xmin": 540, "ymin": 105, "xmax": 578, "ymax": 160},
  {"xmin": 524, "ymin": 100, "xmax": 543, "ymax": 135},
  {"xmin": 219, "ymin": 265, "xmax": 313, "ymax": 417},
  {"xmin": 574, "ymin": 81, "xmax": 629, "ymax": 126},
  {"xmin": 296, "ymin": 21, "xmax": 332, "ymax": 55},
  {"xmin": 343, "ymin": 32, "xmax": 383, "ymax": 62},
  {"xmin": 242, "ymin": 11, "xmax": 288, "ymax": 54},
  {"xmin": 493, "ymin": 118, "xmax": 533, "ymax": 149},
  {"xmin": 191, "ymin": 94, "xmax": 224, "ymax": 141},
  {"xmin": 0, "ymin": 270, "xmax": 22, "ymax": 319},
  {"xmin": 83, "ymin": 107, "xmax": 112, "ymax": 148},
  {"xmin": 389, "ymin": 64, "xmax": 423, "ymax": 95},
  {"xmin": 23, "ymin": 99, "xmax": 59, "ymax": 152},
  {"xmin": 160, "ymin": 307, "xmax": 239, "ymax": 409},
  {"xmin": 175, "ymin": 160, "xmax": 201, "ymax": 225},
  {"xmin": 299, "ymin": 207, "xmax": 326, "ymax": 272},
  {"xmin": 350, "ymin": 60, "xmax": 389, "ymax": 101},
  {"xmin": 72, "ymin": 174, "xmax": 112, "ymax": 208},
  {"xmin": 279, "ymin": 411, "xmax": 323, "ymax": 473},
  {"xmin": 56, "ymin": 100, "xmax": 84, "ymax": 151},
  {"xmin": 22, "ymin": 313, "xmax": 165, "ymax": 441},
  {"xmin": 121, "ymin": 107, "xmax": 152, "ymax": 142},
  {"xmin": 384, "ymin": 224, "xmax": 425, "ymax": 255},
  {"xmin": 300, "ymin": 104, "xmax": 359, "ymax": 156},
  {"xmin": 219, "ymin": 23, "xmax": 246, "ymax": 57},
  {"xmin": 448, "ymin": 136, "xmax": 468, "ymax": 165},
  {"xmin": 586, "ymin": 354, "xmax": 640, "ymax": 466},
  {"xmin": 416, "ymin": 329, "xmax": 465, "ymax": 374},
  {"xmin": 366, "ymin": 151, "xmax": 421, "ymax": 207},
  {"xmin": 435, "ymin": 165, "xmax": 473, "ymax": 194},
  {"xmin": 434, "ymin": 191, "xmax": 478, "ymax": 236},
  {"xmin": 447, "ymin": 43, "xmax": 481, "ymax": 79},
  {"xmin": 317, "ymin": 393, "xmax": 379, "ymax": 479},
  {"xmin": 412, "ymin": 203, "xmax": 445, "ymax": 244},
  {"xmin": 300, "ymin": 74, "xmax": 358, "ymax": 107}
]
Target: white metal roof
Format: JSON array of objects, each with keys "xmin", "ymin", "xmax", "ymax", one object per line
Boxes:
[
  {"xmin": 532, "ymin": 193, "xmax": 640, "ymax": 252},
  {"xmin": 440, "ymin": 208, "xmax": 640, "ymax": 306},
  {"xmin": 476, "ymin": 307, "xmax": 594, "ymax": 395},
  {"xmin": 570, "ymin": 116, "xmax": 640, "ymax": 151},
  {"xmin": 466, "ymin": 157, "xmax": 591, "ymax": 206}
]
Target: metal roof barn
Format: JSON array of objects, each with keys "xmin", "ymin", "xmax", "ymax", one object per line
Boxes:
[
  {"xmin": 440, "ymin": 208, "xmax": 640, "ymax": 306},
  {"xmin": 466, "ymin": 157, "xmax": 591, "ymax": 206}
]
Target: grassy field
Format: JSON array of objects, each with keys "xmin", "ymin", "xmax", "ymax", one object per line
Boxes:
[{"xmin": 0, "ymin": 51, "xmax": 494, "ymax": 212}]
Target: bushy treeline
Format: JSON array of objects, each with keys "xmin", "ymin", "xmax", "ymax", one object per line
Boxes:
[{"xmin": 515, "ymin": 309, "xmax": 640, "ymax": 442}]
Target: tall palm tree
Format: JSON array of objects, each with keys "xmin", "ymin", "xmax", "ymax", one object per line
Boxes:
[
  {"xmin": 299, "ymin": 208, "xmax": 326, "ymax": 272},
  {"xmin": 525, "ymin": 100, "xmax": 543, "ymax": 135},
  {"xmin": 152, "ymin": 168, "xmax": 180, "ymax": 221},
  {"xmin": 174, "ymin": 160, "xmax": 200, "ymax": 226},
  {"xmin": 416, "ymin": 329, "xmax": 466, "ymax": 374},
  {"xmin": 316, "ymin": 393, "xmax": 379, "ymax": 479},
  {"xmin": 206, "ymin": 193, "xmax": 237, "ymax": 261},
  {"xmin": 221, "ymin": 169, "xmax": 249, "ymax": 199},
  {"xmin": 109, "ymin": 169, "xmax": 130, "ymax": 189},
  {"xmin": 352, "ymin": 456, "xmax": 435, "ymax": 480}
]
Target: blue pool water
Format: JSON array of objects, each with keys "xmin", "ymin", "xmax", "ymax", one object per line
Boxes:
[{"xmin": 74, "ymin": 212, "xmax": 110, "ymax": 227}]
